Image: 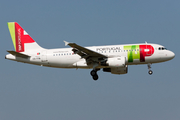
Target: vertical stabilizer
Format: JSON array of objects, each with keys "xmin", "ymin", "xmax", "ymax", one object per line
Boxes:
[{"xmin": 7, "ymin": 22, "xmax": 44, "ymax": 52}]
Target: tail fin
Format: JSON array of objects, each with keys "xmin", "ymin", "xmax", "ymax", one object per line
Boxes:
[{"xmin": 7, "ymin": 22, "xmax": 44, "ymax": 52}]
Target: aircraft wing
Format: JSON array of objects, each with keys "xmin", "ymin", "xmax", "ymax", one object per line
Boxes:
[{"xmin": 64, "ymin": 41, "xmax": 107, "ymax": 59}]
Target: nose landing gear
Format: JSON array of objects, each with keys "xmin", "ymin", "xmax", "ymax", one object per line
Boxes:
[
  {"xmin": 148, "ymin": 70, "xmax": 153, "ymax": 75},
  {"xmin": 148, "ymin": 63, "xmax": 153, "ymax": 75}
]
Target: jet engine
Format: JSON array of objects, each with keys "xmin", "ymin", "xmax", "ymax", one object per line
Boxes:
[
  {"xmin": 103, "ymin": 65, "xmax": 128, "ymax": 74},
  {"xmin": 101, "ymin": 56, "xmax": 126, "ymax": 67}
]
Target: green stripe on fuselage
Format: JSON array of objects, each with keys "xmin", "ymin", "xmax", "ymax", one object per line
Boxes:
[
  {"xmin": 7, "ymin": 22, "xmax": 16, "ymax": 51},
  {"xmin": 124, "ymin": 45, "xmax": 140, "ymax": 62}
]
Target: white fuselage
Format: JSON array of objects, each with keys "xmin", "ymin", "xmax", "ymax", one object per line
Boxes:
[{"xmin": 5, "ymin": 43, "xmax": 175, "ymax": 69}]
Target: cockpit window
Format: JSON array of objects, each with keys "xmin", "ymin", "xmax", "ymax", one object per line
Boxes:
[{"xmin": 158, "ymin": 47, "xmax": 167, "ymax": 50}]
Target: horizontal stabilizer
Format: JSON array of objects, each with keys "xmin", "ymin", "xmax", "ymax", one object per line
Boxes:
[{"xmin": 7, "ymin": 51, "xmax": 30, "ymax": 58}]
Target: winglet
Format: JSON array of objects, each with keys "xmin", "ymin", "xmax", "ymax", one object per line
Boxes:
[{"xmin": 64, "ymin": 41, "xmax": 69, "ymax": 46}]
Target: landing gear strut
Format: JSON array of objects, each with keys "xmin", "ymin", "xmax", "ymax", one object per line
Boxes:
[
  {"xmin": 90, "ymin": 69, "xmax": 99, "ymax": 81},
  {"xmin": 148, "ymin": 63, "xmax": 153, "ymax": 75}
]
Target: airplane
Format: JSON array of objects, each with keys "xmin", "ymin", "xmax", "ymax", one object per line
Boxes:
[{"xmin": 5, "ymin": 22, "xmax": 175, "ymax": 80}]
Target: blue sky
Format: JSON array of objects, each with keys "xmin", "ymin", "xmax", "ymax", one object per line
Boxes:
[{"xmin": 0, "ymin": 0, "xmax": 179, "ymax": 120}]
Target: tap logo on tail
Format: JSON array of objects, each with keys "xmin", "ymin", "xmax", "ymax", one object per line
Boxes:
[{"xmin": 7, "ymin": 22, "xmax": 35, "ymax": 52}]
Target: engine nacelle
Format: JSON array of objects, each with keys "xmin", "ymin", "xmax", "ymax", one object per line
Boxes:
[
  {"xmin": 106, "ymin": 57, "xmax": 126, "ymax": 67},
  {"xmin": 103, "ymin": 65, "xmax": 128, "ymax": 74}
]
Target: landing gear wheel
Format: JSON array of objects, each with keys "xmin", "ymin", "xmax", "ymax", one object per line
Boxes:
[
  {"xmin": 147, "ymin": 63, "xmax": 153, "ymax": 75},
  {"xmin": 148, "ymin": 70, "xmax": 153, "ymax": 75},
  {"xmin": 90, "ymin": 70, "xmax": 97, "ymax": 76},
  {"xmin": 93, "ymin": 74, "xmax": 99, "ymax": 81},
  {"xmin": 90, "ymin": 70, "xmax": 99, "ymax": 80}
]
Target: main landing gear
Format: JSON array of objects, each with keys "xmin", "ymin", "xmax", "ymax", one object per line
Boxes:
[
  {"xmin": 90, "ymin": 69, "xmax": 100, "ymax": 81},
  {"xmin": 148, "ymin": 63, "xmax": 153, "ymax": 75},
  {"xmin": 90, "ymin": 63, "xmax": 100, "ymax": 81}
]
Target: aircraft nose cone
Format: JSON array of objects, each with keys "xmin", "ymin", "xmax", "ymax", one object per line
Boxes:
[
  {"xmin": 168, "ymin": 51, "xmax": 175, "ymax": 60},
  {"xmin": 171, "ymin": 51, "xmax": 175, "ymax": 59}
]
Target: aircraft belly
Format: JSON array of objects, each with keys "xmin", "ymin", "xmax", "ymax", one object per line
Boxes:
[{"xmin": 47, "ymin": 56, "xmax": 78, "ymax": 68}]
